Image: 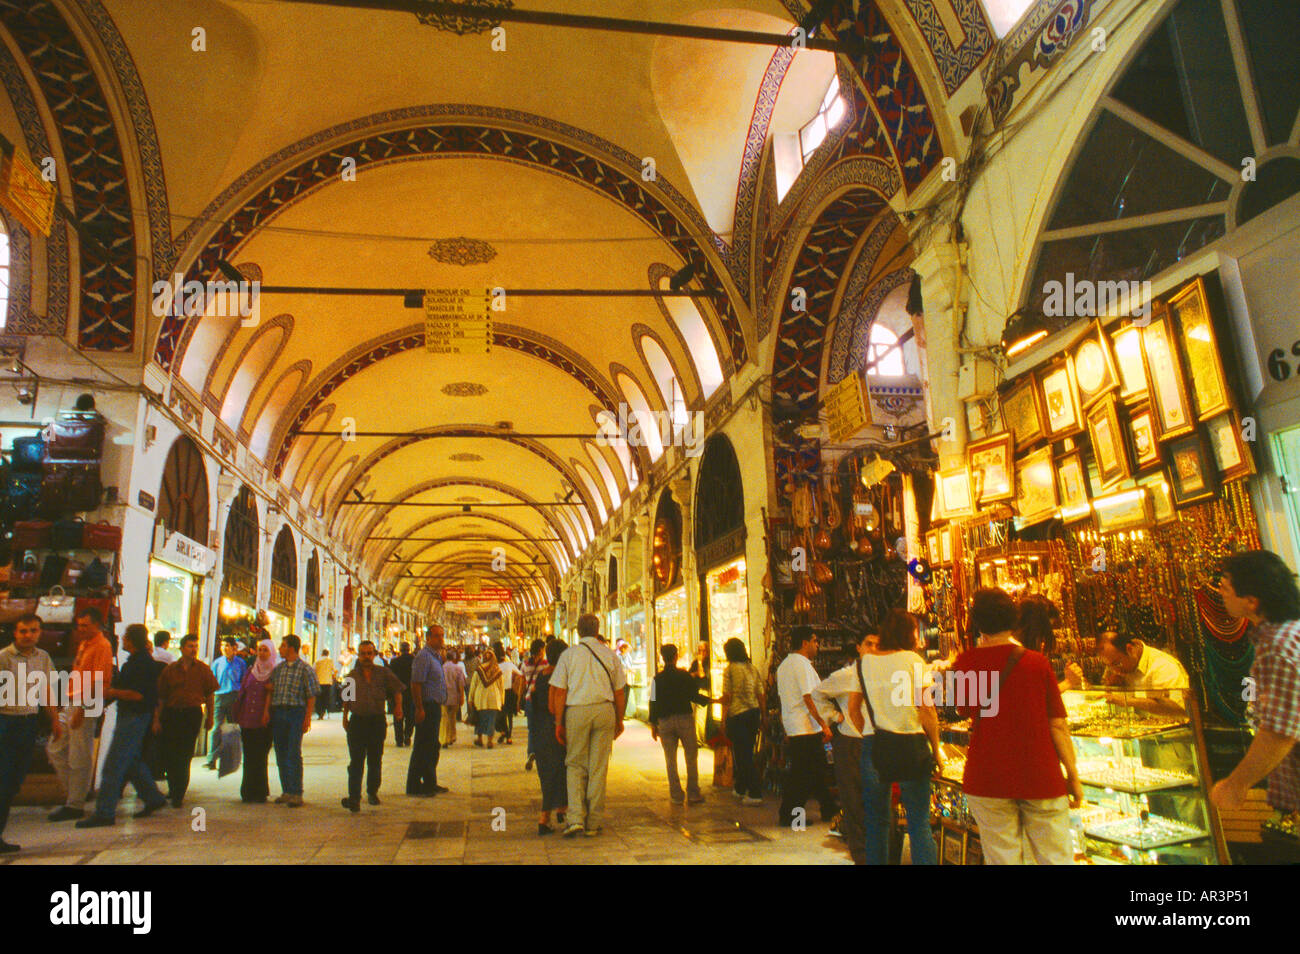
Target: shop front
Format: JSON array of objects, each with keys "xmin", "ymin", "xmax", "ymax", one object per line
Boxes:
[
  {"xmin": 302, "ymin": 549, "xmax": 321, "ymax": 654},
  {"xmin": 649, "ymin": 489, "xmax": 689, "ymax": 663},
  {"xmin": 147, "ymin": 435, "xmax": 214, "ymax": 640},
  {"xmin": 268, "ymin": 525, "xmax": 300, "ymax": 655},
  {"xmin": 621, "ymin": 585, "xmax": 648, "ymax": 719},
  {"xmin": 695, "ymin": 436, "xmax": 748, "ymax": 722},
  {"xmin": 218, "ymin": 484, "xmax": 259, "ymax": 646}
]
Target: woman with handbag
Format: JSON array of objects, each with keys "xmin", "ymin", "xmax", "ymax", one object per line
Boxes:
[
  {"xmin": 720, "ymin": 637, "xmax": 765, "ymax": 805},
  {"xmin": 951, "ymin": 588, "xmax": 1083, "ymax": 865},
  {"xmin": 848, "ymin": 609, "xmax": 940, "ymax": 865},
  {"xmin": 235, "ymin": 639, "xmax": 278, "ymax": 803},
  {"xmin": 468, "ymin": 651, "xmax": 504, "ymax": 748}
]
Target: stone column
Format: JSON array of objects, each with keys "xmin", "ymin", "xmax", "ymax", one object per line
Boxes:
[{"xmin": 911, "ymin": 236, "xmax": 970, "ymax": 468}]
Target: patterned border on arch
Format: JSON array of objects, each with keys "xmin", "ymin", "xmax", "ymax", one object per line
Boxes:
[
  {"xmin": 0, "ymin": 0, "xmax": 137, "ymax": 350},
  {"xmin": 153, "ymin": 109, "xmax": 748, "ymax": 371},
  {"xmin": 899, "ymin": 0, "xmax": 994, "ymax": 95},
  {"xmin": 0, "ymin": 36, "xmax": 68, "ymax": 336}
]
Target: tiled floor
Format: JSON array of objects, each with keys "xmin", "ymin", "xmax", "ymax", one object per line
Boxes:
[{"xmin": 3, "ymin": 717, "xmax": 852, "ymax": 865}]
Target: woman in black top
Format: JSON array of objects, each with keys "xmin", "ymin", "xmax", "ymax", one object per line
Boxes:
[{"xmin": 533, "ymin": 639, "xmax": 568, "ymax": 835}]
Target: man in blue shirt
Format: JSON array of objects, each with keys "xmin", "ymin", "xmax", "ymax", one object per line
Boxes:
[
  {"xmin": 406, "ymin": 626, "xmax": 449, "ymax": 796},
  {"xmin": 204, "ymin": 637, "xmax": 248, "ymax": 770},
  {"xmin": 76, "ymin": 625, "xmax": 169, "ymax": 827}
]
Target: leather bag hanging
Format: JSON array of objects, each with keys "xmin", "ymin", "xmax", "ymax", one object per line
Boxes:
[
  {"xmin": 51, "ymin": 517, "xmax": 85, "ymax": 550},
  {"xmin": 0, "ymin": 597, "xmax": 37, "ymax": 624},
  {"xmin": 42, "ymin": 414, "xmax": 105, "ymax": 461},
  {"xmin": 83, "ymin": 522, "xmax": 122, "ymax": 550},
  {"xmin": 37, "ymin": 585, "xmax": 75, "ymax": 625},
  {"xmin": 39, "ymin": 554, "xmax": 69, "ymax": 588},
  {"xmin": 11, "ymin": 435, "xmax": 46, "ymax": 472},
  {"xmin": 12, "ymin": 519, "xmax": 52, "ymax": 550},
  {"xmin": 79, "ymin": 557, "xmax": 110, "ymax": 590}
]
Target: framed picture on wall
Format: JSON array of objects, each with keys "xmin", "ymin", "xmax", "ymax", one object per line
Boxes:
[
  {"xmin": 1170, "ymin": 277, "xmax": 1232, "ymax": 421},
  {"xmin": 1040, "ymin": 361, "xmax": 1083, "ymax": 438},
  {"xmin": 1168, "ymin": 432, "xmax": 1217, "ymax": 506},
  {"xmin": 1000, "ymin": 377, "xmax": 1046, "ymax": 450},
  {"xmin": 1139, "ymin": 474, "xmax": 1176, "ymax": 525},
  {"xmin": 1111, "ymin": 323, "xmax": 1149, "ymax": 405},
  {"xmin": 926, "ymin": 530, "xmax": 941, "ymax": 566},
  {"xmin": 1141, "ymin": 305, "xmax": 1196, "ymax": 440},
  {"xmin": 1094, "ymin": 486, "xmax": 1153, "ymax": 534},
  {"xmin": 1070, "ymin": 321, "xmax": 1119, "ymax": 409},
  {"xmin": 1086, "ymin": 395, "xmax": 1130, "ymax": 490},
  {"xmin": 1015, "ymin": 446, "xmax": 1058, "ymax": 526},
  {"xmin": 937, "ymin": 467, "xmax": 974, "ymax": 519},
  {"xmin": 1207, "ymin": 412, "xmax": 1254, "ymax": 481},
  {"xmin": 1127, "ymin": 404, "xmax": 1162, "ymax": 471},
  {"xmin": 968, "ymin": 433, "xmax": 1015, "ymax": 504},
  {"xmin": 940, "ymin": 526, "xmax": 954, "ymax": 566},
  {"xmin": 1056, "ymin": 449, "xmax": 1090, "ymax": 518}
]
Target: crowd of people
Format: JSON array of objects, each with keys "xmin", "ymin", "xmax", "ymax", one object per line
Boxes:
[{"xmin": 1, "ymin": 549, "xmax": 1298, "ymax": 862}]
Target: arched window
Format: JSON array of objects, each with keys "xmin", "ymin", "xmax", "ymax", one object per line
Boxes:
[
  {"xmin": 156, "ymin": 436, "xmax": 210, "ymax": 543},
  {"xmin": 866, "ymin": 324, "xmax": 905, "ymax": 377},
  {"xmin": 221, "ymin": 485, "xmax": 259, "ymax": 605},
  {"xmin": 775, "ymin": 72, "xmax": 849, "ymax": 200},
  {"xmin": 616, "ymin": 372, "xmax": 664, "ymax": 461}
]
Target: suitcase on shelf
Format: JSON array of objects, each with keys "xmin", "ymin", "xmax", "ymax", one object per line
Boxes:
[
  {"xmin": 83, "ymin": 522, "xmax": 121, "ymax": 550},
  {"xmin": 7, "ymin": 472, "xmax": 43, "ymax": 521},
  {"xmin": 42, "ymin": 413, "xmax": 105, "ymax": 462},
  {"xmin": 10, "ymin": 436, "xmax": 45, "ymax": 472},
  {"xmin": 39, "ymin": 462, "xmax": 102, "ymax": 515},
  {"xmin": 51, "ymin": 518, "xmax": 85, "ymax": 550},
  {"xmin": 12, "ymin": 520, "xmax": 52, "ymax": 550}
]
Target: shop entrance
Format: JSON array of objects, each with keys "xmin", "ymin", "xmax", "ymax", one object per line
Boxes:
[{"xmin": 1271, "ymin": 426, "xmax": 1300, "ymax": 556}]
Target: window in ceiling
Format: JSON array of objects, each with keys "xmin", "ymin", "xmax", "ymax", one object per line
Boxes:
[
  {"xmin": 585, "ymin": 443, "xmax": 623, "ymax": 506},
  {"xmin": 775, "ymin": 74, "xmax": 848, "ymax": 201},
  {"xmin": 616, "ymin": 372, "xmax": 665, "ymax": 461},
  {"xmin": 866, "ymin": 323, "xmax": 906, "ymax": 377},
  {"xmin": 981, "ymin": 0, "xmax": 1039, "ymax": 37},
  {"xmin": 656, "ymin": 274, "xmax": 725, "ymax": 397},
  {"xmin": 1024, "ymin": 0, "xmax": 1298, "ymax": 321},
  {"xmin": 639, "ymin": 335, "xmax": 689, "ymax": 440}
]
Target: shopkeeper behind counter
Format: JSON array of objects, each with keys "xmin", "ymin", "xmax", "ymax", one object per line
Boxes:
[{"xmin": 1065, "ymin": 631, "xmax": 1189, "ymax": 717}]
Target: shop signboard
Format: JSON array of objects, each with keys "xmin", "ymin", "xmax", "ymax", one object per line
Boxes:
[
  {"xmin": 441, "ymin": 586, "xmax": 511, "ymax": 604},
  {"xmin": 156, "ymin": 531, "xmax": 217, "ymax": 576},
  {"xmin": 825, "ymin": 372, "xmax": 870, "ymax": 444},
  {"xmin": 423, "ymin": 288, "xmax": 492, "ymax": 354}
]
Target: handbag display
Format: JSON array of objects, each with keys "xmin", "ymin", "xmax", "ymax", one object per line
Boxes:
[
  {"xmin": 40, "ymin": 461, "xmax": 102, "ymax": 515},
  {"xmin": 9, "ymin": 567, "xmax": 37, "ymax": 587},
  {"xmin": 39, "ymin": 554, "xmax": 69, "ymax": 588},
  {"xmin": 7, "ymin": 471, "xmax": 43, "ymax": 521},
  {"xmin": 857, "ymin": 657, "xmax": 935, "ymax": 783},
  {"xmin": 79, "ymin": 557, "xmax": 110, "ymax": 590},
  {"xmin": 42, "ymin": 413, "xmax": 105, "ymax": 461},
  {"xmin": 0, "ymin": 597, "xmax": 37, "ymax": 624},
  {"xmin": 51, "ymin": 517, "xmax": 85, "ymax": 550},
  {"xmin": 74, "ymin": 596, "xmax": 117, "ymax": 623},
  {"xmin": 12, "ymin": 519, "xmax": 52, "ymax": 550},
  {"xmin": 37, "ymin": 585, "xmax": 76, "ymax": 625},
  {"xmin": 10, "ymin": 435, "xmax": 46, "ymax": 472},
  {"xmin": 60, "ymin": 560, "xmax": 86, "ymax": 588},
  {"xmin": 83, "ymin": 521, "xmax": 122, "ymax": 550}
]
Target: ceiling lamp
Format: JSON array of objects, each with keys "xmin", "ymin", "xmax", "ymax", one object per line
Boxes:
[{"xmin": 1001, "ymin": 310, "xmax": 1050, "ymax": 358}]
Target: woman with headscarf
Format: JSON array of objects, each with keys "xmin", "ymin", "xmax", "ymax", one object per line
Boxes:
[
  {"xmin": 235, "ymin": 639, "xmax": 277, "ymax": 803},
  {"xmin": 469, "ymin": 649, "xmax": 505, "ymax": 748}
]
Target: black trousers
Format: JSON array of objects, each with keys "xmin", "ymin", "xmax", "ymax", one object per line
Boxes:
[
  {"xmin": 393, "ymin": 690, "xmax": 413, "ymax": 745},
  {"xmin": 498, "ymin": 689, "xmax": 517, "ymax": 738},
  {"xmin": 726, "ymin": 707, "xmax": 762, "ymax": 799},
  {"xmin": 240, "ymin": 725, "xmax": 272, "ymax": 802},
  {"xmin": 405, "ymin": 704, "xmax": 442, "ymax": 794},
  {"xmin": 346, "ymin": 714, "xmax": 387, "ymax": 800},
  {"xmin": 779, "ymin": 732, "xmax": 838, "ymax": 825},
  {"xmin": 160, "ymin": 707, "xmax": 204, "ymax": 805}
]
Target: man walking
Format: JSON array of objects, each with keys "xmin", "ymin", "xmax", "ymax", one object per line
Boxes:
[
  {"xmin": 314, "ymin": 649, "xmax": 336, "ymax": 721},
  {"xmin": 649, "ymin": 644, "xmax": 711, "ymax": 804},
  {"xmin": 389, "ymin": 642, "xmax": 414, "ymax": 745},
  {"xmin": 550, "ymin": 614, "xmax": 625, "ymax": 837},
  {"xmin": 76, "ymin": 626, "xmax": 169, "ymax": 827},
  {"xmin": 154, "ymin": 634, "xmax": 219, "ymax": 808},
  {"xmin": 407, "ymin": 626, "xmax": 449, "ymax": 796},
  {"xmin": 776, "ymin": 627, "xmax": 837, "ymax": 828},
  {"xmin": 203, "ymin": 638, "xmax": 247, "ymax": 770},
  {"xmin": 340, "ymin": 641, "xmax": 405, "ymax": 812},
  {"xmin": 48, "ymin": 608, "xmax": 113, "ymax": 822},
  {"xmin": 441, "ymin": 650, "xmax": 466, "ymax": 747},
  {"xmin": 265, "ymin": 635, "xmax": 318, "ymax": 807},
  {"xmin": 1, "ymin": 613, "xmax": 61, "ymax": 853}
]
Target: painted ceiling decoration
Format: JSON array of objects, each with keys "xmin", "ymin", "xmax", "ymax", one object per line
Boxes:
[
  {"xmin": 154, "ymin": 108, "xmax": 749, "ymax": 372},
  {"xmin": 415, "ymin": 0, "xmax": 515, "ymax": 35},
  {"xmin": 0, "ymin": 0, "xmax": 137, "ymax": 350},
  {"xmin": 440, "ymin": 381, "xmax": 489, "ymax": 396},
  {"xmin": 427, "ymin": 236, "xmax": 498, "ymax": 265}
]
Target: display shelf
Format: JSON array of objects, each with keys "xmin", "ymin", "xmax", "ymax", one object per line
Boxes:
[
  {"xmin": 1076, "ymin": 759, "xmax": 1195, "ymax": 794},
  {"xmin": 1084, "ymin": 814, "xmax": 1210, "ymax": 850}
]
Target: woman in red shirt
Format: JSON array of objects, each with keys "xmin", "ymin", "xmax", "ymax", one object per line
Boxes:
[{"xmin": 953, "ymin": 588, "xmax": 1083, "ymax": 864}]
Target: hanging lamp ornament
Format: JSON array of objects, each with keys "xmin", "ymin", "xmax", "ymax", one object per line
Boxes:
[{"xmin": 415, "ymin": 0, "xmax": 514, "ymax": 36}]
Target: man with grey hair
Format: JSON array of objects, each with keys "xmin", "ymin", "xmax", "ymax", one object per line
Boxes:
[{"xmin": 549, "ymin": 613, "xmax": 626, "ymax": 837}]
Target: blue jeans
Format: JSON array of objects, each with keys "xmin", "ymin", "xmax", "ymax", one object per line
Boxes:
[
  {"xmin": 0, "ymin": 714, "xmax": 39, "ymax": 834},
  {"xmin": 95, "ymin": 710, "xmax": 166, "ymax": 820},
  {"xmin": 860, "ymin": 735, "xmax": 937, "ymax": 865},
  {"xmin": 271, "ymin": 706, "xmax": 306, "ymax": 796}
]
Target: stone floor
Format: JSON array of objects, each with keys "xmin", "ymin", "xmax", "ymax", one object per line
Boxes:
[{"xmin": 3, "ymin": 716, "xmax": 851, "ymax": 865}]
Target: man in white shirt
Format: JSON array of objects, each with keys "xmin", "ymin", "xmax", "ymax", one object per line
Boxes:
[
  {"xmin": 776, "ymin": 627, "xmax": 837, "ymax": 828},
  {"xmin": 151, "ymin": 631, "xmax": 178, "ymax": 665},
  {"xmin": 813, "ymin": 634, "xmax": 876, "ymax": 863},
  {"xmin": 496, "ymin": 645, "xmax": 523, "ymax": 744},
  {"xmin": 1, "ymin": 614, "xmax": 61, "ymax": 853},
  {"xmin": 549, "ymin": 614, "xmax": 626, "ymax": 837},
  {"xmin": 1070, "ymin": 631, "xmax": 1189, "ymax": 716}
]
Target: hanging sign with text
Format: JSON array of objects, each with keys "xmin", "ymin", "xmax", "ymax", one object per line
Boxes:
[
  {"xmin": 441, "ymin": 586, "xmax": 512, "ymax": 605},
  {"xmin": 825, "ymin": 372, "xmax": 871, "ymax": 444},
  {"xmin": 424, "ymin": 288, "xmax": 492, "ymax": 354}
]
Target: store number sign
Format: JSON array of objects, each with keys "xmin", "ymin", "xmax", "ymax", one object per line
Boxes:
[{"xmin": 1266, "ymin": 340, "xmax": 1300, "ymax": 382}]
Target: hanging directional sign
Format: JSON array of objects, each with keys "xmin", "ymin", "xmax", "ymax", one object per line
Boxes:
[
  {"xmin": 441, "ymin": 586, "xmax": 512, "ymax": 604},
  {"xmin": 0, "ymin": 147, "xmax": 55, "ymax": 238},
  {"xmin": 424, "ymin": 288, "xmax": 492, "ymax": 354},
  {"xmin": 825, "ymin": 372, "xmax": 871, "ymax": 444}
]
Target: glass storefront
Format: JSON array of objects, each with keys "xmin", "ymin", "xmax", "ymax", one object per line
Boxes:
[
  {"xmin": 705, "ymin": 557, "xmax": 749, "ymax": 721},
  {"xmin": 653, "ymin": 586, "xmax": 690, "ymax": 663},
  {"xmin": 622, "ymin": 606, "xmax": 648, "ymax": 717},
  {"xmin": 146, "ymin": 560, "xmax": 196, "ymax": 637},
  {"xmin": 218, "ymin": 597, "xmax": 257, "ymax": 646},
  {"xmin": 265, "ymin": 609, "xmax": 293, "ymax": 654}
]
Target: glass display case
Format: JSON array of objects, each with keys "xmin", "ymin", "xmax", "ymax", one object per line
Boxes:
[{"xmin": 928, "ymin": 689, "xmax": 1227, "ymax": 864}]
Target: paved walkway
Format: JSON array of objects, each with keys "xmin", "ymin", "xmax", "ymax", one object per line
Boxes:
[{"xmin": 3, "ymin": 716, "xmax": 851, "ymax": 865}]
